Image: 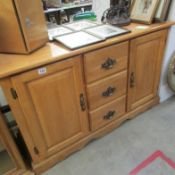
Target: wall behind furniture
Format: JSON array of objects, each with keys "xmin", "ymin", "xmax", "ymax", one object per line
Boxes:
[
  {"xmin": 159, "ymin": 0, "xmax": 175, "ymax": 102},
  {"xmin": 92, "ymin": 0, "xmax": 110, "ymax": 21},
  {"xmin": 0, "ymin": 87, "xmax": 7, "ymax": 106}
]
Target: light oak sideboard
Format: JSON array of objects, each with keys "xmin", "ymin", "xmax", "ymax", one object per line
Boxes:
[{"xmin": 0, "ymin": 22, "xmax": 174, "ymax": 174}]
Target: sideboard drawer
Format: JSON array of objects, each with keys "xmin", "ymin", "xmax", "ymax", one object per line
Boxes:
[
  {"xmin": 87, "ymin": 71, "xmax": 127, "ymax": 110},
  {"xmin": 84, "ymin": 42, "xmax": 128, "ymax": 83},
  {"xmin": 90, "ymin": 96, "xmax": 126, "ymax": 131}
]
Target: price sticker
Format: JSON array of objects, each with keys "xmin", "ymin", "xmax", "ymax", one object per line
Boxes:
[{"xmin": 38, "ymin": 67, "xmax": 47, "ymax": 75}]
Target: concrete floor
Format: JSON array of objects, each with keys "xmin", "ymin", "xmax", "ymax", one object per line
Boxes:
[{"xmin": 43, "ymin": 96, "xmax": 175, "ymax": 175}]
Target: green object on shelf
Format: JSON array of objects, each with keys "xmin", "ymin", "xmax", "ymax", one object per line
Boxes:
[{"xmin": 73, "ymin": 11, "xmax": 97, "ymax": 21}]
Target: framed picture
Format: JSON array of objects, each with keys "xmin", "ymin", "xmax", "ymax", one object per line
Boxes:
[
  {"xmin": 54, "ymin": 31, "xmax": 104, "ymax": 50},
  {"xmin": 63, "ymin": 20, "xmax": 98, "ymax": 31},
  {"xmin": 155, "ymin": 0, "xmax": 172, "ymax": 22},
  {"xmin": 168, "ymin": 53, "xmax": 175, "ymax": 92},
  {"xmin": 48, "ymin": 26, "xmax": 73, "ymax": 41},
  {"xmin": 85, "ymin": 24, "xmax": 130, "ymax": 39},
  {"xmin": 130, "ymin": 0, "xmax": 135, "ymax": 12},
  {"xmin": 131, "ymin": 0, "xmax": 160, "ymax": 24}
]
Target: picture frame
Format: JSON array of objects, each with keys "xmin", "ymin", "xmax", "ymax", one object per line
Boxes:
[
  {"xmin": 154, "ymin": 0, "xmax": 172, "ymax": 22},
  {"xmin": 63, "ymin": 20, "xmax": 98, "ymax": 31},
  {"xmin": 54, "ymin": 31, "xmax": 104, "ymax": 50},
  {"xmin": 48, "ymin": 26, "xmax": 73, "ymax": 41},
  {"xmin": 84, "ymin": 24, "xmax": 130, "ymax": 39},
  {"xmin": 131, "ymin": 0, "xmax": 160, "ymax": 24},
  {"xmin": 168, "ymin": 53, "xmax": 175, "ymax": 92},
  {"xmin": 130, "ymin": 0, "xmax": 135, "ymax": 12}
]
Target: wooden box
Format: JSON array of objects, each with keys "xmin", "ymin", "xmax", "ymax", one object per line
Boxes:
[{"xmin": 0, "ymin": 0, "xmax": 48, "ymax": 54}]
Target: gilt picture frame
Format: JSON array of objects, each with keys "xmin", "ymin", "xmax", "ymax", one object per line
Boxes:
[
  {"xmin": 168, "ymin": 54, "xmax": 175, "ymax": 92},
  {"xmin": 131, "ymin": 0, "xmax": 160, "ymax": 24},
  {"xmin": 155, "ymin": 0, "xmax": 172, "ymax": 22}
]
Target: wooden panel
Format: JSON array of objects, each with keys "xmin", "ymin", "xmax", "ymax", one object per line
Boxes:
[
  {"xmin": 0, "ymin": 78, "xmax": 39, "ymax": 163},
  {"xmin": 87, "ymin": 71, "xmax": 127, "ymax": 110},
  {"xmin": 14, "ymin": 0, "xmax": 48, "ymax": 52},
  {"xmin": 0, "ymin": 141, "xmax": 4, "ymax": 152},
  {"xmin": 90, "ymin": 96, "xmax": 126, "ymax": 131},
  {"xmin": 127, "ymin": 30, "xmax": 168, "ymax": 111},
  {"xmin": 0, "ymin": 0, "xmax": 26, "ymax": 53},
  {"xmin": 0, "ymin": 111, "xmax": 26, "ymax": 174},
  {"xmin": 32, "ymin": 96, "xmax": 159, "ymax": 175},
  {"xmin": 84, "ymin": 42, "xmax": 128, "ymax": 83},
  {"xmin": 11, "ymin": 56, "xmax": 89, "ymax": 162}
]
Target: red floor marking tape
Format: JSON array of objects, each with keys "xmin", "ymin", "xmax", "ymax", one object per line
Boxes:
[{"xmin": 129, "ymin": 150, "xmax": 175, "ymax": 175}]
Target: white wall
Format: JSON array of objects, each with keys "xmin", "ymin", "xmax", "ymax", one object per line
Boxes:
[
  {"xmin": 159, "ymin": 1, "xmax": 175, "ymax": 102},
  {"xmin": 0, "ymin": 87, "xmax": 7, "ymax": 106},
  {"xmin": 92, "ymin": 0, "xmax": 110, "ymax": 22}
]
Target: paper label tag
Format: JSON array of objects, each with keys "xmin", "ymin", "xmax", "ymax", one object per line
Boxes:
[
  {"xmin": 38, "ymin": 68, "xmax": 47, "ymax": 75},
  {"xmin": 135, "ymin": 26, "xmax": 149, "ymax": 30}
]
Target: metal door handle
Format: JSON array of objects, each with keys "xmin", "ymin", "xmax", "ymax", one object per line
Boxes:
[
  {"xmin": 80, "ymin": 93, "xmax": 86, "ymax": 111},
  {"xmin": 103, "ymin": 111, "xmax": 116, "ymax": 120},
  {"xmin": 130, "ymin": 72, "xmax": 135, "ymax": 88},
  {"xmin": 102, "ymin": 87, "xmax": 116, "ymax": 97},
  {"xmin": 101, "ymin": 58, "xmax": 117, "ymax": 70}
]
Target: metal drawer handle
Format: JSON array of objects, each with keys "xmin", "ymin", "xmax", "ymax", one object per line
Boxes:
[
  {"xmin": 80, "ymin": 93, "xmax": 86, "ymax": 111},
  {"xmin": 104, "ymin": 111, "xmax": 116, "ymax": 120},
  {"xmin": 102, "ymin": 87, "xmax": 116, "ymax": 97},
  {"xmin": 101, "ymin": 58, "xmax": 117, "ymax": 70},
  {"xmin": 130, "ymin": 72, "xmax": 135, "ymax": 88}
]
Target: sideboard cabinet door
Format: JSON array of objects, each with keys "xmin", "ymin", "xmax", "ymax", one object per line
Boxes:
[
  {"xmin": 11, "ymin": 56, "xmax": 89, "ymax": 162},
  {"xmin": 127, "ymin": 30, "xmax": 168, "ymax": 111}
]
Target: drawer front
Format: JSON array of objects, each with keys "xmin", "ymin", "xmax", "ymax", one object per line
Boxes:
[
  {"xmin": 90, "ymin": 96, "xmax": 126, "ymax": 131},
  {"xmin": 87, "ymin": 71, "xmax": 127, "ymax": 110},
  {"xmin": 84, "ymin": 42, "xmax": 129, "ymax": 83}
]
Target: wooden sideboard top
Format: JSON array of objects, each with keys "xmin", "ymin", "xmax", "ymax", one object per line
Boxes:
[{"xmin": 0, "ymin": 22, "xmax": 174, "ymax": 79}]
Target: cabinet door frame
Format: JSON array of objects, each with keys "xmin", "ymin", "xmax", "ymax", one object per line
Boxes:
[
  {"xmin": 127, "ymin": 30, "xmax": 168, "ymax": 111},
  {"xmin": 1, "ymin": 56, "xmax": 89, "ymax": 163},
  {"xmin": 0, "ymin": 111, "xmax": 26, "ymax": 175}
]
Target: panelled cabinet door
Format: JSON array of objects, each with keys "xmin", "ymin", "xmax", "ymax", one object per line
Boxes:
[
  {"xmin": 127, "ymin": 30, "xmax": 168, "ymax": 111},
  {"xmin": 11, "ymin": 56, "xmax": 89, "ymax": 162}
]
